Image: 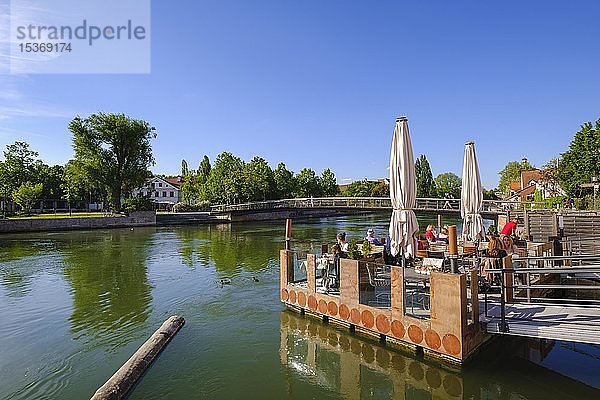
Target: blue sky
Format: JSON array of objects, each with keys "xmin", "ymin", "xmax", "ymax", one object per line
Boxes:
[{"xmin": 1, "ymin": 0, "xmax": 599, "ymax": 189}]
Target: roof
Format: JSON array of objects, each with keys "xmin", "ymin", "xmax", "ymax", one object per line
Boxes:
[
  {"xmin": 164, "ymin": 177, "xmax": 184, "ymax": 188},
  {"xmin": 522, "ymin": 169, "xmax": 542, "ymax": 186},
  {"xmin": 510, "ymin": 181, "xmax": 522, "ymax": 191}
]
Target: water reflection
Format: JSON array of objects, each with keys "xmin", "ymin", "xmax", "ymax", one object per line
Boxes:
[
  {"xmin": 61, "ymin": 230, "xmax": 153, "ymax": 350},
  {"xmin": 0, "ymin": 239, "xmax": 46, "ymax": 297},
  {"xmin": 280, "ymin": 310, "xmax": 463, "ymax": 399},
  {"xmin": 280, "ymin": 311, "xmax": 600, "ymax": 399},
  {"xmin": 173, "ymin": 224, "xmax": 281, "ymax": 275}
]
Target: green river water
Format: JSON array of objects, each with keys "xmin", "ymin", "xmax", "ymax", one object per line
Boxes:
[{"xmin": 0, "ymin": 213, "xmax": 598, "ymax": 399}]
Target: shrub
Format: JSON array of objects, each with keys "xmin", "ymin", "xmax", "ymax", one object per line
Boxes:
[
  {"xmin": 123, "ymin": 195, "xmax": 154, "ymax": 214},
  {"xmin": 173, "ymin": 201, "xmax": 211, "ymax": 212},
  {"xmin": 347, "ymin": 239, "xmax": 360, "ymax": 260},
  {"xmin": 361, "ymin": 240, "xmax": 372, "ymax": 257}
]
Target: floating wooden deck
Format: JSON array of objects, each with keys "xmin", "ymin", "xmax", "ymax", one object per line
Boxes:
[
  {"xmin": 280, "ymin": 250, "xmax": 487, "ymax": 364},
  {"xmin": 481, "ymin": 301, "xmax": 600, "ymax": 345}
]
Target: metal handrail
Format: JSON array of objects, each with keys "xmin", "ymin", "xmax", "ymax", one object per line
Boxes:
[
  {"xmin": 211, "ymin": 197, "xmax": 526, "ymax": 213},
  {"xmin": 484, "ymin": 264, "xmax": 600, "ymax": 332}
]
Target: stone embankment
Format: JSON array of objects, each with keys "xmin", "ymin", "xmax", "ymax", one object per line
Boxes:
[{"xmin": 0, "ymin": 211, "xmax": 156, "ymax": 234}]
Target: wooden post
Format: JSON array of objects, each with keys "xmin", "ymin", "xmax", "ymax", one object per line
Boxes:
[
  {"xmin": 448, "ymin": 225, "xmax": 458, "ymax": 273},
  {"xmin": 437, "ymin": 214, "xmax": 442, "ymax": 230},
  {"xmin": 91, "ymin": 316, "xmax": 185, "ymax": 400},
  {"xmin": 285, "ymin": 218, "xmax": 292, "ymax": 250}
]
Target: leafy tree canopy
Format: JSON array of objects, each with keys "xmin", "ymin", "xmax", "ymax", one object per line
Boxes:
[
  {"xmin": 69, "ymin": 112, "xmax": 156, "ymax": 210},
  {"xmin": 13, "ymin": 182, "xmax": 43, "ymax": 214},
  {"xmin": 294, "ymin": 168, "xmax": 321, "ymax": 198},
  {"xmin": 273, "ymin": 163, "xmax": 295, "ymax": 199},
  {"xmin": 434, "ymin": 172, "xmax": 461, "ymax": 199},
  {"xmin": 415, "ymin": 154, "xmax": 436, "ymax": 197},
  {"xmin": 498, "ymin": 159, "xmax": 535, "ymax": 195},
  {"xmin": 559, "ymin": 118, "xmax": 600, "ymax": 197},
  {"xmin": 320, "ymin": 168, "xmax": 339, "ymax": 197},
  {"xmin": 343, "ymin": 180, "xmax": 377, "ymax": 197},
  {"xmin": 204, "ymin": 152, "xmax": 245, "ymax": 204},
  {"xmin": 243, "ymin": 156, "xmax": 275, "ymax": 201}
]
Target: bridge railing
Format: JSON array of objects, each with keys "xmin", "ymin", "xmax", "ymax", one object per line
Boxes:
[{"xmin": 211, "ymin": 197, "xmax": 523, "ymax": 213}]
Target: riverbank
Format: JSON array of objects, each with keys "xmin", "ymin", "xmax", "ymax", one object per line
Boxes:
[{"xmin": 0, "ymin": 211, "xmax": 155, "ymax": 233}]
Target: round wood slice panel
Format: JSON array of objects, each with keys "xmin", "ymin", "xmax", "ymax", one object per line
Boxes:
[
  {"xmin": 442, "ymin": 333, "xmax": 461, "ymax": 356},
  {"xmin": 361, "ymin": 310, "xmax": 375, "ymax": 329},
  {"xmin": 339, "ymin": 304, "xmax": 350, "ymax": 320},
  {"xmin": 408, "ymin": 325, "xmax": 424, "ymax": 344},
  {"xmin": 327, "ymin": 301, "xmax": 338, "ymax": 316},
  {"xmin": 391, "ymin": 320, "xmax": 405, "ymax": 338},
  {"xmin": 289, "ymin": 290, "xmax": 297, "ymax": 304},
  {"xmin": 308, "ymin": 295, "xmax": 318, "ymax": 311},
  {"xmin": 425, "ymin": 329, "xmax": 441, "ymax": 349},
  {"xmin": 281, "ymin": 289, "xmax": 289, "ymax": 301},
  {"xmin": 297, "ymin": 291, "xmax": 306, "ymax": 307},
  {"xmin": 375, "ymin": 314, "xmax": 390, "ymax": 333},
  {"xmin": 350, "ymin": 308, "xmax": 361, "ymax": 324},
  {"xmin": 318, "ymin": 299, "xmax": 328, "ymax": 314}
]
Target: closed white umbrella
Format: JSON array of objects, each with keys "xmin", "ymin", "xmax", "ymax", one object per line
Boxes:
[
  {"xmin": 461, "ymin": 141, "xmax": 485, "ymax": 242},
  {"xmin": 388, "ymin": 116, "xmax": 419, "ymax": 258}
]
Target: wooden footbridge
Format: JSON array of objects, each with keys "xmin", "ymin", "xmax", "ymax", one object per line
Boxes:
[{"xmin": 211, "ymin": 197, "xmax": 525, "ymax": 220}]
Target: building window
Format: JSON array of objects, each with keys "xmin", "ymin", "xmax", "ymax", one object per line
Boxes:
[
  {"xmin": 162, "ymin": 191, "xmax": 167, "ymax": 197},
  {"xmin": 170, "ymin": 191, "xmax": 174, "ymax": 197},
  {"xmin": 155, "ymin": 191, "xmax": 159, "ymax": 197},
  {"xmin": 159, "ymin": 183, "xmax": 163, "ymax": 187},
  {"xmin": 151, "ymin": 183, "xmax": 155, "ymax": 189}
]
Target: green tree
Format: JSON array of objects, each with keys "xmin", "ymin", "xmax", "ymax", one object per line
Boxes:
[
  {"xmin": 13, "ymin": 182, "xmax": 43, "ymax": 214},
  {"xmin": 294, "ymin": 168, "xmax": 321, "ymax": 197},
  {"xmin": 273, "ymin": 163, "xmax": 295, "ymax": 199},
  {"xmin": 33, "ymin": 163, "xmax": 65, "ymax": 206},
  {"xmin": 498, "ymin": 159, "xmax": 535, "ymax": 195},
  {"xmin": 415, "ymin": 154, "xmax": 437, "ymax": 197},
  {"xmin": 559, "ymin": 118, "xmax": 600, "ymax": 197},
  {"xmin": 204, "ymin": 152, "xmax": 245, "ymax": 203},
  {"xmin": 69, "ymin": 112, "xmax": 156, "ymax": 210},
  {"xmin": 434, "ymin": 172, "xmax": 461, "ymax": 199},
  {"xmin": 343, "ymin": 180, "xmax": 377, "ymax": 197},
  {"xmin": 371, "ymin": 181, "xmax": 389, "ymax": 197},
  {"xmin": 198, "ymin": 155, "xmax": 211, "ymax": 183},
  {"xmin": 319, "ymin": 168, "xmax": 339, "ymax": 197},
  {"xmin": 181, "ymin": 159, "xmax": 189, "ymax": 176},
  {"xmin": 2, "ymin": 141, "xmax": 38, "ymax": 194},
  {"xmin": 180, "ymin": 173, "xmax": 202, "ymax": 204},
  {"xmin": 243, "ymin": 157, "xmax": 275, "ymax": 201}
]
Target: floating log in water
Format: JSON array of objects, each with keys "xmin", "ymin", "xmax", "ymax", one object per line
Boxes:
[{"xmin": 90, "ymin": 315, "xmax": 185, "ymax": 400}]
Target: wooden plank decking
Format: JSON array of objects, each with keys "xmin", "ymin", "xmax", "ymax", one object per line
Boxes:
[{"xmin": 481, "ymin": 300, "xmax": 600, "ymax": 345}]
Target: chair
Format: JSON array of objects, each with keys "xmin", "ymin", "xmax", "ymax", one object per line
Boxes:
[{"xmin": 365, "ymin": 263, "xmax": 390, "ymax": 306}]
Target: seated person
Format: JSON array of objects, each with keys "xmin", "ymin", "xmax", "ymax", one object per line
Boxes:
[
  {"xmin": 336, "ymin": 232, "xmax": 348, "ymax": 252},
  {"xmin": 327, "ymin": 244, "xmax": 342, "ymax": 289},
  {"xmin": 425, "ymin": 224, "xmax": 438, "ymax": 243},
  {"xmin": 480, "ymin": 236, "xmax": 507, "ymax": 282},
  {"xmin": 437, "ymin": 227, "xmax": 449, "ymax": 244},
  {"xmin": 501, "ymin": 235, "xmax": 519, "ymax": 257},
  {"xmin": 365, "ymin": 229, "xmax": 381, "ymax": 245}
]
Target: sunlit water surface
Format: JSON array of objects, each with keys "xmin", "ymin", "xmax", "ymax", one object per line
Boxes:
[{"xmin": 0, "ymin": 213, "xmax": 598, "ymax": 399}]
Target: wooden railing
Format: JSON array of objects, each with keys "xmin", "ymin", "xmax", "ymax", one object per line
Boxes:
[{"xmin": 210, "ymin": 197, "xmax": 532, "ymax": 214}]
